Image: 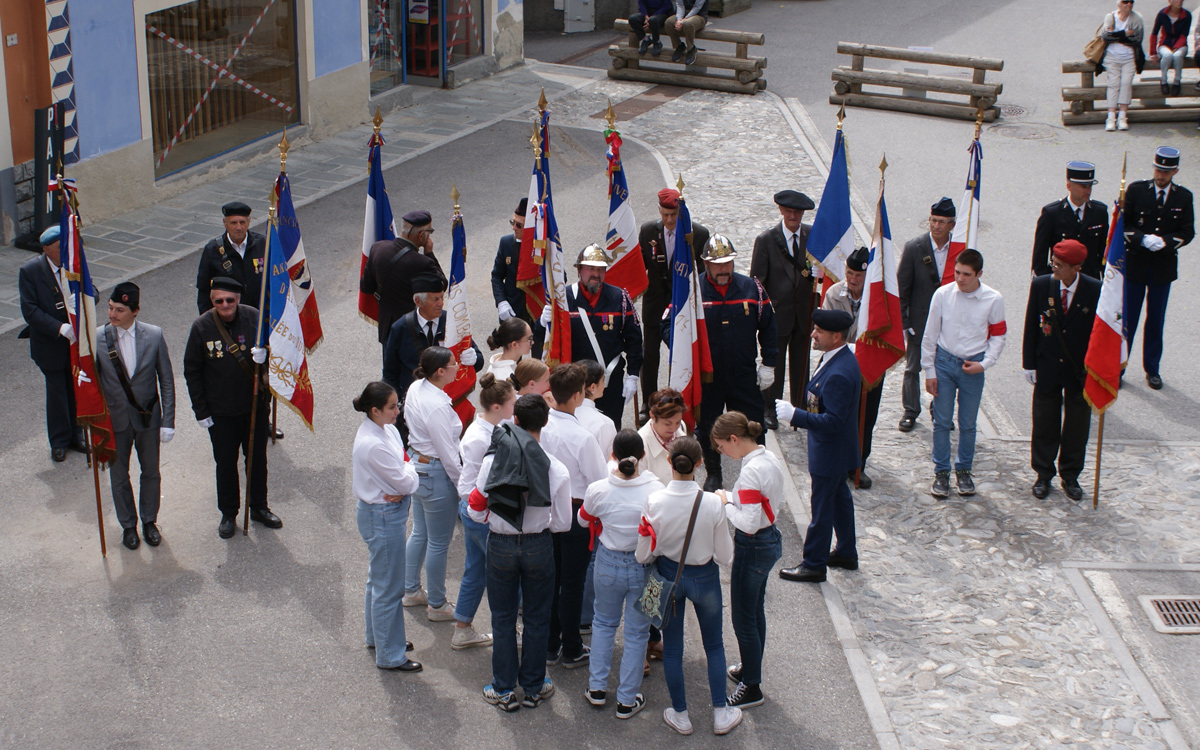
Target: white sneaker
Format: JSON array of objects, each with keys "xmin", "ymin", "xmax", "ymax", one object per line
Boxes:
[
  {"xmin": 451, "ymin": 624, "xmax": 493, "ymax": 650},
  {"xmin": 663, "ymin": 708, "xmax": 693, "ymax": 735},
  {"xmin": 1117, "ymin": 113, "xmax": 1129, "ymax": 131},
  {"xmin": 402, "ymin": 588, "xmax": 427, "ymax": 607},
  {"xmin": 427, "ymin": 601, "xmax": 456, "ymax": 621},
  {"xmin": 713, "ymin": 705, "xmax": 743, "ymax": 735},
  {"xmin": 1105, "ymin": 115, "xmax": 1116, "ymax": 132}
]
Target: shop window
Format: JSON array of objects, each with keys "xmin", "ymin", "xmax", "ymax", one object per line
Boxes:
[
  {"xmin": 369, "ymin": 0, "xmax": 405, "ymax": 94},
  {"xmin": 446, "ymin": 0, "xmax": 484, "ymax": 67}
]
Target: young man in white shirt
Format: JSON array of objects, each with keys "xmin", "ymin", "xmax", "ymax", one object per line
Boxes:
[{"xmin": 921, "ymin": 249, "xmax": 1007, "ymax": 499}]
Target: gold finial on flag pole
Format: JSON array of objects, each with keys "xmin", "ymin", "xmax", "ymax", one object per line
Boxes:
[
  {"xmin": 278, "ymin": 128, "xmax": 290, "ymax": 172},
  {"xmin": 836, "ymin": 101, "xmax": 846, "ymax": 131},
  {"xmin": 538, "ymin": 88, "xmax": 548, "ymax": 112},
  {"xmin": 451, "ymin": 182, "xmax": 461, "ymax": 213},
  {"xmin": 972, "ymin": 103, "xmax": 985, "ymax": 140},
  {"xmin": 879, "ymin": 153, "xmax": 888, "ymax": 176},
  {"xmin": 531, "ymin": 120, "xmax": 542, "ymax": 160},
  {"xmin": 1119, "ymin": 151, "xmax": 1128, "ymax": 203},
  {"xmin": 676, "ymin": 173, "xmax": 685, "ymax": 195},
  {"xmin": 605, "ymin": 99, "xmax": 616, "ymax": 130},
  {"xmin": 372, "ymin": 106, "xmax": 383, "ymax": 134}
]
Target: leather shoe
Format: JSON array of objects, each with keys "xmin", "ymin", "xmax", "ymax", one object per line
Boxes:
[
  {"xmin": 897, "ymin": 416, "xmax": 915, "ymax": 432},
  {"xmin": 122, "ymin": 527, "xmax": 140, "ymax": 550},
  {"xmin": 1147, "ymin": 374, "xmax": 1163, "ymax": 390},
  {"xmin": 1173, "ymin": 82, "xmax": 1182, "ymax": 96},
  {"xmin": 273, "ymin": 427, "xmax": 285, "ymax": 440},
  {"xmin": 250, "ymin": 508, "xmax": 283, "ymax": 529},
  {"xmin": 1161, "ymin": 81, "xmax": 1171, "ymax": 95},
  {"xmin": 827, "ymin": 553, "xmax": 858, "ymax": 571},
  {"xmin": 381, "ymin": 659, "xmax": 423, "ymax": 672},
  {"xmin": 779, "ymin": 565, "xmax": 825, "ymax": 583},
  {"xmin": 763, "ymin": 410, "xmax": 779, "ymax": 430},
  {"xmin": 703, "ymin": 474, "xmax": 723, "ymax": 492},
  {"xmin": 849, "ymin": 470, "xmax": 872, "ymax": 489},
  {"xmin": 1031, "ymin": 478, "xmax": 1050, "ymax": 499},
  {"xmin": 368, "ymin": 641, "xmax": 413, "ymax": 651},
  {"xmin": 1062, "ymin": 478, "xmax": 1084, "ymax": 502},
  {"xmin": 143, "ymin": 523, "xmax": 161, "ymax": 547},
  {"xmin": 71, "ymin": 439, "xmax": 90, "ymax": 454},
  {"xmin": 218, "ymin": 515, "xmax": 237, "ymax": 539},
  {"xmin": 51, "ymin": 447, "xmax": 67, "ymax": 462}
]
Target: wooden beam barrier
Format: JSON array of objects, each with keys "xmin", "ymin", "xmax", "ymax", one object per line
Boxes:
[
  {"xmin": 1061, "ymin": 58, "xmax": 1200, "ymax": 124},
  {"xmin": 608, "ymin": 18, "xmax": 767, "ymax": 95}
]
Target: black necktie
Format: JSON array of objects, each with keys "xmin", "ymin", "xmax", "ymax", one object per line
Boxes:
[
  {"xmin": 426, "ymin": 322, "xmax": 435, "ymax": 345},
  {"xmin": 791, "ymin": 234, "xmax": 800, "ymax": 258},
  {"xmin": 1157, "ymin": 189, "xmax": 1166, "ymax": 208},
  {"xmin": 1076, "ymin": 207, "xmax": 1083, "ymax": 223}
]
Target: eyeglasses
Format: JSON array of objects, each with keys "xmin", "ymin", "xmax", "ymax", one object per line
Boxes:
[
  {"xmin": 213, "ymin": 297, "xmax": 238, "ymax": 305},
  {"xmin": 657, "ymin": 394, "xmax": 684, "ymax": 406},
  {"xmin": 523, "ymin": 335, "xmax": 536, "ymax": 342},
  {"xmin": 510, "ymin": 219, "xmax": 525, "ymax": 229}
]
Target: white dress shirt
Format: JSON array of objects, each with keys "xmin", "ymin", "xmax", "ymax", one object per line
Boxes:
[
  {"xmin": 725, "ymin": 447, "xmax": 784, "ymax": 534},
  {"xmin": 782, "ymin": 221, "xmax": 802, "ymax": 259},
  {"xmin": 352, "ymin": 419, "xmax": 420, "ymax": 504},
  {"xmin": 580, "ymin": 472, "xmax": 664, "ymax": 552},
  {"xmin": 228, "ymin": 233, "xmax": 248, "ymax": 258},
  {"xmin": 930, "ymin": 233, "xmax": 951, "ymax": 279},
  {"xmin": 457, "ymin": 417, "xmax": 495, "ymax": 499},
  {"xmin": 541, "ymin": 408, "xmax": 608, "ymax": 499},
  {"xmin": 486, "ymin": 353, "xmax": 519, "ymax": 382},
  {"xmin": 576, "ymin": 398, "xmax": 617, "ymax": 459},
  {"xmin": 1059, "ymin": 275, "xmax": 1079, "ymax": 311},
  {"xmin": 115, "ymin": 323, "xmax": 137, "ymax": 377},
  {"xmin": 404, "ymin": 378, "xmax": 463, "ymax": 486},
  {"xmin": 469, "ymin": 452, "xmax": 573, "ymax": 534},
  {"xmin": 921, "ymin": 281, "xmax": 1007, "ymax": 376},
  {"xmin": 636, "ymin": 479, "xmax": 733, "ymax": 566},
  {"xmin": 637, "ymin": 420, "xmax": 688, "ymax": 486},
  {"xmin": 416, "ymin": 311, "xmax": 439, "ymax": 343}
]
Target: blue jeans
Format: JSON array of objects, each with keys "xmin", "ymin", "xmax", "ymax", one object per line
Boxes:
[
  {"xmin": 487, "ymin": 530, "xmax": 556, "ymax": 695},
  {"xmin": 1124, "ymin": 279, "xmax": 1171, "ymax": 376},
  {"xmin": 357, "ymin": 498, "xmax": 411, "ymax": 668},
  {"xmin": 730, "ymin": 526, "xmax": 782, "ymax": 686},
  {"xmin": 405, "ymin": 460, "xmax": 457, "ymax": 607},
  {"xmin": 931, "ymin": 346, "xmax": 986, "ymax": 473},
  {"xmin": 588, "ymin": 544, "xmax": 652, "ymax": 705},
  {"xmin": 580, "ymin": 549, "xmax": 596, "ymax": 626},
  {"xmin": 455, "ymin": 497, "xmax": 490, "ymax": 623},
  {"xmin": 657, "ymin": 557, "xmax": 726, "ymax": 711}
]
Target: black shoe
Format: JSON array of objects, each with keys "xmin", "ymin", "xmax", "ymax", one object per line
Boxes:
[
  {"xmin": 51, "ymin": 447, "xmax": 67, "ymax": 463},
  {"xmin": 218, "ymin": 515, "xmax": 237, "ymax": 539},
  {"xmin": 615, "ymin": 693, "xmax": 646, "ymax": 719},
  {"xmin": 931, "ymin": 471, "xmax": 951, "ymax": 498},
  {"xmin": 637, "ymin": 410, "xmax": 649, "ymax": 428},
  {"xmin": 684, "ymin": 46, "xmax": 698, "ymax": 65},
  {"xmin": 703, "ymin": 473, "xmax": 723, "ymax": 492},
  {"xmin": 727, "ymin": 663, "xmax": 743, "ymax": 683},
  {"xmin": 71, "ymin": 439, "xmax": 90, "ymax": 454},
  {"xmin": 898, "ymin": 416, "xmax": 916, "ymax": 432},
  {"xmin": 779, "ymin": 564, "xmax": 825, "ymax": 583},
  {"xmin": 1062, "ymin": 478, "xmax": 1084, "ymax": 502},
  {"xmin": 408, "ymin": 640, "xmax": 415, "ymax": 651},
  {"xmin": 671, "ymin": 43, "xmax": 686, "ymax": 62},
  {"xmin": 250, "ymin": 508, "xmax": 283, "ymax": 529},
  {"xmin": 726, "ymin": 682, "xmax": 764, "ymax": 709},
  {"xmin": 381, "ymin": 659, "xmax": 423, "ymax": 672},
  {"xmin": 1147, "ymin": 373, "xmax": 1163, "ymax": 390},
  {"xmin": 955, "ymin": 469, "xmax": 976, "ymax": 496},
  {"xmin": 1161, "ymin": 81, "xmax": 1171, "ymax": 95},
  {"xmin": 638, "ymin": 37, "xmax": 651, "ymax": 54},
  {"xmin": 562, "ymin": 645, "xmax": 590, "ymax": 669},
  {"xmin": 1173, "ymin": 82, "xmax": 1182, "ymax": 96},
  {"xmin": 827, "ymin": 553, "xmax": 859, "ymax": 571},
  {"xmin": 143, "ymin": 523, "xmax": 161, "ymax": 547},
  {"xmin": 849, "ymin": 470, "xmax": 872, "ymax": 489},
  {"xmin": 273, "ymin": 427, "xmax": 285, "ymax": 440},
  {"xmin": 1031, "ymin": 478, "xmax": 1050, "ymax": 499},
  {"xmin": 763, "ymin": 410, "xmax": 779, "ymax": 430},
  {"xmin": 122, "ymin": 527, "xmax": 140, "ymax": 550},
  {"xmin": 651, "ymin": 41, "xmax": 663, "ymax": 56},
  {"xmin": 585, "ymin": 688, "xmax": 607, "ymax": 706},
  {"xmin": 579, "ymin": 622, "xmax": 592, "ymax": 636}
]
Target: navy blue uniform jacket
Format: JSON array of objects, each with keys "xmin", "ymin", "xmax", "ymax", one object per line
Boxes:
[
  {"xmin": 18, "ymin": 254, "xmax": 71, "ymax": 371},
  {"xmin": 490, "ymin": 234, "xmax": 527, "ymax": 318},
  {"xmin": 699, "ymin": 271, "xmax": 777, "ymax": 382},
  {"xmin": 382, "ymin": 311, "xmax": 483, "ymax": 400},
  {"xmin": 787, "ymin": 346, "xmax": 861, "ymax": 477}
]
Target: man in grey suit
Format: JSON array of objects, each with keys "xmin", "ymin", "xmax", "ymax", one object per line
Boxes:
[
  {"xmin": 95, "ymin": 282, "xmax": 175, "ymax": 550},
  {"xmin": 896, "ymin": 197, "xmax": 956, "ymax": 432},
  {"xmin": 751, "ymin": 189, "xmax": 817, "ymax": 430}
]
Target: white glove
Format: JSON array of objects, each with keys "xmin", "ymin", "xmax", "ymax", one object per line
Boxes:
[
  {"xmin": 622, "ymin": 375, "xmax": 639, "ymax": 401},
  {"xmin": 160, "ymin": 427, "xmax": 175, "ymax": 444},
  {"xmin": 497, "ymin": 301, "xmax": 515, "ymax": 321},
  {"xmin": 459, "ymin": 347, "xmax": 477, "ymax": 367},
  {"xmin": 1142, "ymin": 234, "xmax": 1166, "ymax": 252},
  {"xmin": 59, "ymin": 323, "xmax": 76, "ymax": 344},
  {"xmin": 251, "ymin": 346, "xmax": 267, "ymax": 364},
  {"xmin": 775, "ymin": 399, "xmax": 795, "ymax": 425},
  {"xmin": 540, "ymin": 304, "xmax": 553, "ymax": 327},
  {"xmin": 757, "ymin": 366, "xmax": 775, "ymax": 390},
  {"xmin": 198, "ymin": 417, "xmax": 214, "ymax": 429},
  {"xmin": 1023, "ymin": 370, "xmax": 1037, "ymax": 386}
]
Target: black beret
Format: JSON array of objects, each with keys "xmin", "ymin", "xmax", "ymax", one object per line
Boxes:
[
  {"xmin": 515, "ymin": 198, "xmax": 528, "ymax": 215},
  {"xmin": 846, "ymin": 246, "xmax": 870, "ymax": 272},
  {"xmin": 222, "ymin": 201, "xmax": 252, "ymax": 217},
  {"xmin": 812, "ymin": 308, "xmax": 854, "ymax": 333},
  {"xmin": 403, "ymin": 210, "xmax": 433, "ymax": 227},
  {"xmin": 210, "ymin": 276, "xmax": 244, "ymax": 293},
  {"xmin": 110, "ymin": 282, "xmax": 140, "ymax": 309},
  {"xmin": 930, "ymin": 197, "xmax": 956, "ymax": 217},
  {"xmin": 411, "ymin": 272, "xmax": 447, "ymax": 294},
  {"xmin": 774, "ymin": 190, "xmax": 815, "ymax": 211}
]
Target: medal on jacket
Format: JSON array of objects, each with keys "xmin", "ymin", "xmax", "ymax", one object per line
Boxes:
[
  {"xmin": 207, "ymin": 341, "xmax": 215, "ymax": 357},
  {"xmin": 1040, "ymin": 313, "xmax": 1052, "ymax": 336},
  {"xmin": 806, "ymin": 391, "xmax": 820, "ymax": 414}
]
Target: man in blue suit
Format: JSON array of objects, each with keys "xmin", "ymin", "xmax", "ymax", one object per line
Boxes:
[{"xmin": 773, "ymin": 309, "xmax": 860, "ymax": 583}]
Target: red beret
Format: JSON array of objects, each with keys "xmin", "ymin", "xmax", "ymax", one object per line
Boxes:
[
  {"xmin": 1052, "ymin": 239, "xmax": 1087, "ymax": 266},
  {"xmin": 657, "ymin": 188, "xmax": 680, "ymax": 208}
]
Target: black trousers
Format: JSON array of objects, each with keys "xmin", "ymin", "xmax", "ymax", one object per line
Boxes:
[
  {"xmin": 548, "ymin": 512, "xmax": 590, "ymax": 659},
  {"xmin": 641, "ymin": 305, "xmax": 665, "ymax": 409},
  {"xmin": 628, "ymin": 12, "xmax": 669, "ymax": 41},
  {"xmin": 1031, "ymin": 385, "xmax": 1091, "ymax": 482},
  {"xmin": 859, "ymin": 373, "xmax": 885, "ymax": 467},
  {"xmin": 767, "ymin": 324, "xmax": 811, "ymax": 406},
  {"xmin": 207, "ymin": 403, "xmax": 269, "ymax": 517},
  {"xmin": 40, "ymin": 365, "xmax": 76, "ymax": 449},
  {"xmin": 696, "ymin": 377, "xmax": 765, "ymax": 477}
]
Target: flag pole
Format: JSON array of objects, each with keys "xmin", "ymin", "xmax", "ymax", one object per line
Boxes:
[
  {"xmin": 244, "ymin": 187, "xmax": 278, "ymax": 535},
  {"xmin": 90, "ymin": 425, "xmax": 107, "ymax": 557},
  {"xmin": 1092, "ymin": 152, "xmax": 1126, "ymax": 510},
  {"xmin": 271, "ymin": 130, "xmax": 291, "ymax": 445}
]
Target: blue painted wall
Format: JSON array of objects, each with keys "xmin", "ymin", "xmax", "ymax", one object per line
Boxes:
[
  {"xmin": 71, "ymin": 0, "xmax": 142, "ymax": 159},
  {"xmin": 313, "ymin": 0, "xmax": 363, "ymax": 77}
]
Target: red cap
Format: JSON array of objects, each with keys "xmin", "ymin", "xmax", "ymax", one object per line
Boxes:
[
  {"xmin": 1052, "ymin": 239, "xmax": 1087, "ymax": 266},
  {"xmin": 657, "ymin": 188, "xmax": 680, "ymax": 208}
]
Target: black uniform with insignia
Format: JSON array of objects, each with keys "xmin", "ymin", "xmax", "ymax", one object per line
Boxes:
[
  {"xmin": 196, "ymin": 202, "xmax": 267, "ymax": 314},
  {"xmin": 1031, "ymin": 198, "xmax": 1109, "ymax": 279},
  {"xmin": 566, "ymin": 282, "xmax": 644, "ymax": 427}
]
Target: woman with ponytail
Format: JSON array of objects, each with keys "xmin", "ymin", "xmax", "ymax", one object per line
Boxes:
[
  {"xmin": 485, "ymin": 317, "xmax": 534, "ymax": 381},
  {"xmin": 635, "ymin": 436, "xmax": 738, "ymax": 736},
  {"xmin": 709, "ymin": 411, "xmax": 783, "ymax": 710},
  {"xmin": 511, "ymin": 357, "xmax": 552, "ymax": 403},
  {"xmin": 578, "ymin": 429, "xmax": 664, "ymax": 719}
]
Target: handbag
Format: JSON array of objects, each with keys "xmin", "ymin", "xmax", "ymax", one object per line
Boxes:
[
  {"xmin": 1084, "ymin": 24, "xmax": 1107, "ymax": 64},
  {"xmin": 636, "ymin": 490, "xmax": 704, "ymax": 629}
]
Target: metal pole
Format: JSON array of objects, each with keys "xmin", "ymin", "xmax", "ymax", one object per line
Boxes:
[{"xmin": 855, "ymin": 382, "xmax": 867, "ymax": 488}]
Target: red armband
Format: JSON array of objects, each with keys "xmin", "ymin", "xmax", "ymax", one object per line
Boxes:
[
  {"xmin": 637, "ymin": 516, "xmax": 657, "ymax": 551},
  {"xmin": 578, "ymin": 507, "xmax": 603, "ymax": 551},
  {"xmin": 468, "ymin": 487, "xmax": 488, "ymax": 513},
  {"xmin": 737, "ymin": 489, "xmax": 776, "ymax": 524},
  {"xmin": 987, "ymin": 321, "xmax": 1007, "ymax": 338}
]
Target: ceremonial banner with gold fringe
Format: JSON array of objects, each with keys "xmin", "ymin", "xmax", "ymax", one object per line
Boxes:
[
  {"xmin": 445, "ymin": 189, "xmax": 477, "ymax": 429},
  {"xmin": 601, "ymin": 108, "xmax": 648, "ymax": 300},
  {"xmin": 946, "ymin": 135, "xmax": 982, "ymax": 285},
  {"xmin": 856, "ymin": 162, "xmax": 905, "ymax": 390},
  {"xmin": 263, "ymin": 210, "xmax": 314, "ymax": 430},
  {"xmin": 517, "ymin": 109, "xmax": 551, "ymax": 321},
  {"xmin": 1083, "ymin": 202, "xmax": 1128, "ymax": 414},
  {"xmin": 666, "ymin": 191, "xmax": 711, "ymax": 429}
]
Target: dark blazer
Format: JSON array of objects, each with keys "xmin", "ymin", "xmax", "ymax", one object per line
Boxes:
[
  {"xmin": 196, "ymin": 231, "xmax": 267, "ymax": 314},
  {"xmin": 382, "ymin": 311, "xmax": 483, "ymax": 399},
  {"xmin": 360, "ymin": 237, "xmax": 445, "ymax": 344},
  {"xmin": 490, "ymin": 234, "xmax": 528, "ymax": 319},
  {"xmin": 638, "ymin": 219, "xmax": 709, "ymax": 323},
  {"xmin": 18, "ymin": 254, "xmax": 71, "ymax": 371},
  {"xmin": 183, "ymin": 305, "xmax": 262, "ymax": 419},
  {"xmin": 1031, "ymin": 198, "xmax": 1109, "ymax": 279},
  {"xmin": 786, "ymin": 346, "xmax": 861, "ymax": 477},
  {"xmin": 1123, "ymin": 179, "xmax": 1195, "ymax": 285},
  {"xmin": 95, "ymin": 321, "xmax": 176, "ymax": 433},
  {"xmin": 897, "ymin": 233, "xmax": 942, "ymax": 337},
  {"xmin": 1022, "ymin": 273, "xmax": 1102, "ymax": 393},
  {"xmin": 750, "ymin": 222, "xmax": 814, "ymax": 339}
]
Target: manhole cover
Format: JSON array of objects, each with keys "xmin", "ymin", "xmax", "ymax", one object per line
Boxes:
[
  {"xmin": 1139, "ymin": 595, "xmax": 1200, "ymax": 634},
  {"xmin": 1001, "ymin": 104, "xmax": 1027, "ymax": 117},
  {"xmin": 990, "ymin": 124, "xmax": 1056, "ymax": 141}
]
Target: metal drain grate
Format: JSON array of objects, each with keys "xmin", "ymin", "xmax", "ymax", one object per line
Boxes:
[
  {"xmin": 1139, "ymin": 596, "xmax": 1200, "ymax": 634},
  {"xmin": 1001, "ymin": 104, "xmax": 1027, "ymax": 117}
]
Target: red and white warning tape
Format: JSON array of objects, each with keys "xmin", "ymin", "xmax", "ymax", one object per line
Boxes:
[{"xmin": 370, "ymin": 1, "xmax": 402, "ymax": 66}]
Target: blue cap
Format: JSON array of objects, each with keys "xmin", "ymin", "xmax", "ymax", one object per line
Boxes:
[
  {"xmin": 1154, "ymin": 147, "xmax": 1181, "ymax": 170},
  {"xmin": 39, "ymin": 225, "xmax": 61, "ymax": 246}
]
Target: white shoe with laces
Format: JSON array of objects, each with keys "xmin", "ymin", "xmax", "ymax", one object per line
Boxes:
[
  {"xmin": 1117, "ymin": 113, "xmax": 1129, "ymax": 131},
  {"xmin": 713, "ymin": 705, "xmax": 743, "ymax": 735},
  {"xmin": 426, "ymin": 601, "xmax": 456, "ymax": 621},
  {"xmin": 1105, "ymin": 115, "xmax": 1116, "ymax": 132},
  {"xmin": 663, "ymin": 708, "xmax": 693, "ymax": 735},
  {"xmin": 451, "ymin": 624, "xmax": 492, "ymax": 649},
  {"xmin": 402, "ymin": 588, "xmax": 427, "ymax": 607}
]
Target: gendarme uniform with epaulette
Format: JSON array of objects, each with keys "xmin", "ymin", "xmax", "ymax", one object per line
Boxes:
[
  {"xmin": 1030, "ymin": 162, "xmax": 1109, "ymax": 279},
  {"xmin": 196, "ymin": 201, "xmax": 267, "ymax": 314}
]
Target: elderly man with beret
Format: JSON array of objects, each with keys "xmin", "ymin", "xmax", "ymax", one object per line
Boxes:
[
  {"xmin": 196, "ymin": 201, "xmax": 267, "ymax": 314},
  {"xmin": 361, "ymin": 209, "xmax": 445, "ymax": 357}
]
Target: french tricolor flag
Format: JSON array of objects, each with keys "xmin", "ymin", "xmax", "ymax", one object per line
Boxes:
[
  {"xmin": 1083, "ymin": 203, "xmax": 1128, "ymax": 414},
  {"xmin": 601, "ymin": 126, "xmax": 648, "ymax": 300},
  {"xmin": 807, "ymin": 128, "xmax": 855, "ymax": 284},
  {"xmin": 360, "ymin": 131, "xmax": 397, "ymax": 325},
  {"xmin": 445, "ymin": 208, "xmax": 477, "ymax": 429},
  {"xmin": 946, "ymin": 138, "xmax": 982, "ymax": 284},
  {"xmin": 666, "ymin": 195, "xmax": 712, "ymax": 429},
  {"xmin": 856, "ymin": 173, "xmax": 905, "ymax": 389}
]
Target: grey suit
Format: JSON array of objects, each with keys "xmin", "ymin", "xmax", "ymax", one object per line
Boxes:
[
  {"xmin": 95, "ymin": 321, "xmax": 176, "ymax": 529},
  {"xmin": 896, "ymin": 234, "xmax": 943, "ymax": 420}
]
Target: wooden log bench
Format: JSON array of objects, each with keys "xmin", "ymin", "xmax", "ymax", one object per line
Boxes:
[
  {"xmin": 607, "ymin": 18, "xmax": 766, "ymax": 95},
  {"xmin": 1061, "ymin": 59, "xmax": 1200, "ymax": 125},
  {"xmin": 829, "ymin": 42, "xmax": 1004, "ymax": 122}
]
